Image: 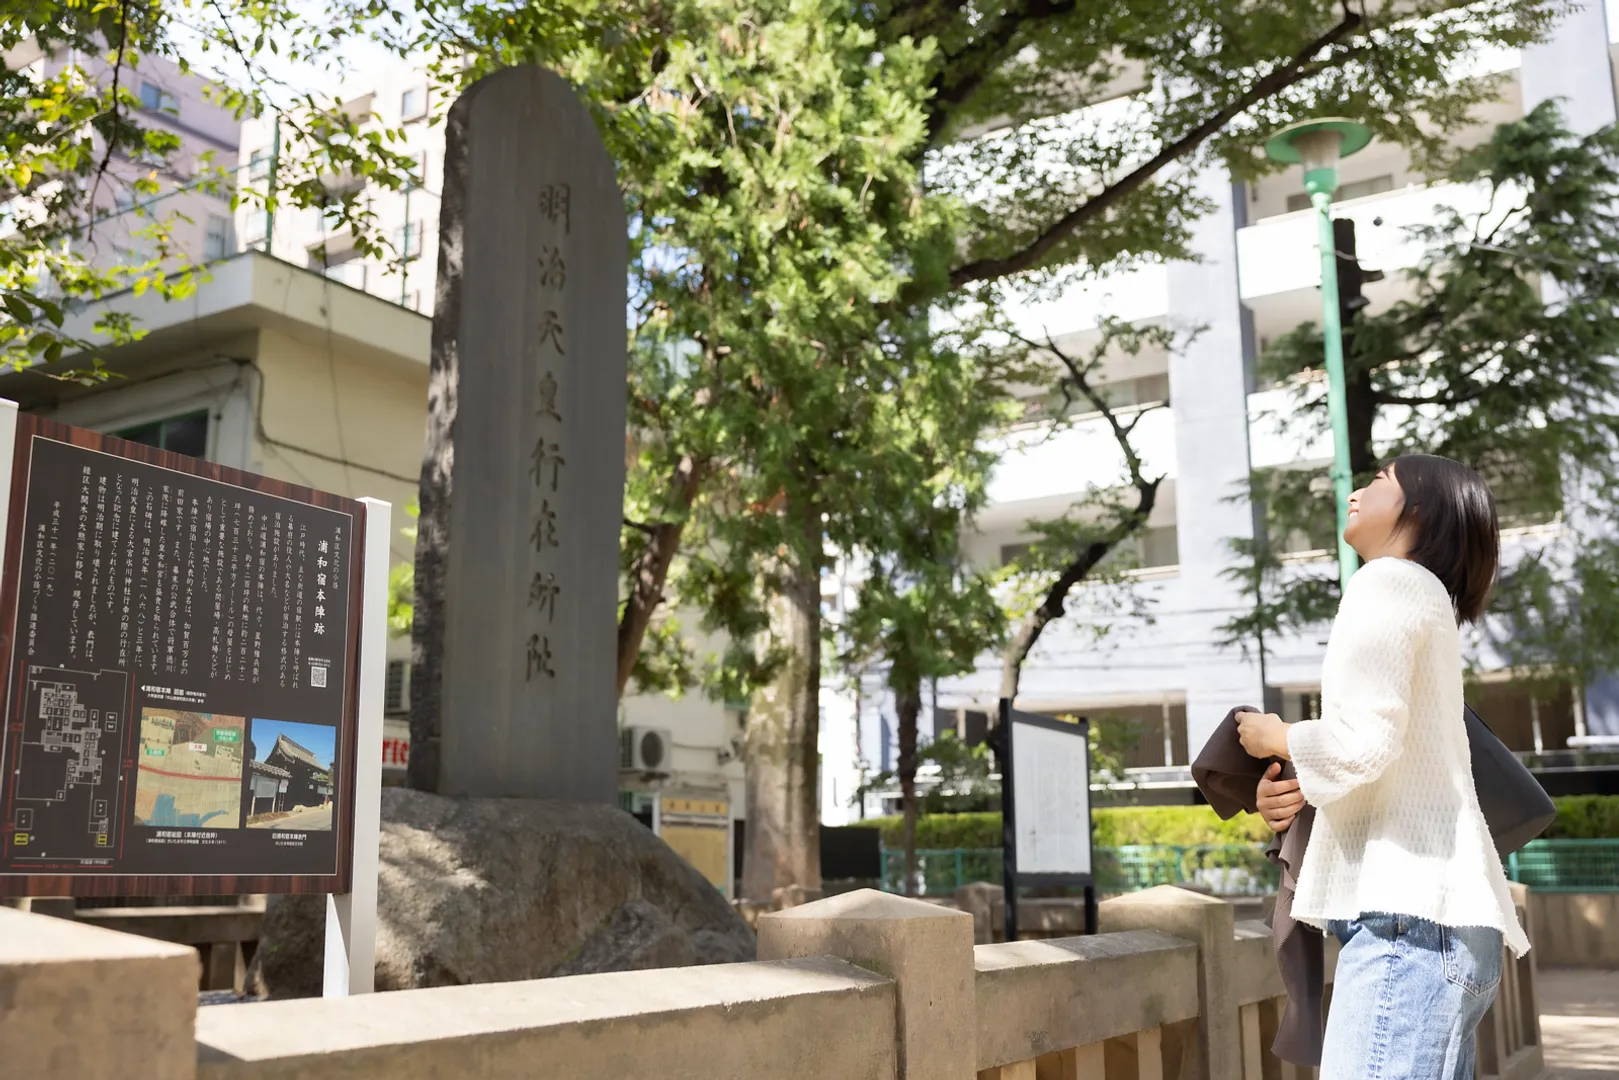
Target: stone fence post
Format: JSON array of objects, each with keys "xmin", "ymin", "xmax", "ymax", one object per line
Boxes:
[
  {"xmin": 758, "ymin": 888, "xmax": 977, "ymax": 1080},
  {"xmin": 1101, "ymin": 885, "xmax": 1239, "ymax": 1080},
  {"xmin": 0, "ymin": 906, "xmax": 198, "ymax": 1080}
]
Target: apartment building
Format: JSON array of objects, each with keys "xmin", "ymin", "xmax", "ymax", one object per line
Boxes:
[
  {"xmin": 819, "ymin": 0, "xmax": 1619, "ymax": 824},
  {"xmin": 236, "ymin": 61, "xmax": 443, "ymax": 313},
  {"xmin": 3, "ymin": 43, "xmax": 242, "ymax": 274}
]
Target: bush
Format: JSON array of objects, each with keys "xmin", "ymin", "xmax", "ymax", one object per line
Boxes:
[
  {"xmin": 1546, "ymin": 795, "xmax": 1619, "ymax": 839},
  {"xmin": 851, "ymin": 811, "xmax": 1001, "ymax": 849},
  {"xmin": 853, "ymin": 805, "xmax": 1271, "ymax": 850},
  {"xmin": 851, "ymin": 795, "xmax": 1619, "ymax": 849}
]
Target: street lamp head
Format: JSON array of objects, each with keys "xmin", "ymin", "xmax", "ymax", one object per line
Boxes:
[{"xmin": 1264, "ymin": 118, "xmax": 1373, "ymax": 201}]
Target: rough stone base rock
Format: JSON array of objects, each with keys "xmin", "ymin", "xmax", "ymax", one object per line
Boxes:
[{"xmin": 248, "ymin": 789, "xmax": 755, "ymax": 998}]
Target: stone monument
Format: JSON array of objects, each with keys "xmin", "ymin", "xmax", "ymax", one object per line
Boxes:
[
  {"xmin": 410, "ymin": 66, "xmax": 627, "ymax": 801},
  {"xmin": 253, "ymin": 69, "xmax": 752, "ymax": 992}
]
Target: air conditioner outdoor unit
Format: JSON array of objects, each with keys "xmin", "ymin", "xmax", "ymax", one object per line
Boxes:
[{"xmin": 620, "ymin": 726, "xmax": 672, "ymax": 774}]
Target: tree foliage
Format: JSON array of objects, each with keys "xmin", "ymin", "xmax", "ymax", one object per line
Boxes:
[
  {"xmin": 0, "ymin": 2, "xmax": 421, "ymax": 371},
  {"xmin": 1223, "ymin": 103, "xmax": 1619, "ymax": 694},
  {"xmin": 6, "ymin": 0, "xmax": 1576, "ymax": 898}
]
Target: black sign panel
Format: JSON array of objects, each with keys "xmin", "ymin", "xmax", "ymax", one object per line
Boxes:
[{"xmin": 0, "ymin": 418, "xmax": 366, "ymax": 896}]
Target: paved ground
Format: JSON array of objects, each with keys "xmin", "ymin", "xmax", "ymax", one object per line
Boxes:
[{"xmin": 1541, "ymin": 967, "xmax": 1619, "ymax": 1080}]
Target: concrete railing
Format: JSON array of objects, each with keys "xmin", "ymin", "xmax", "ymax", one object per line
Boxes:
[
  {"xmin": 76, "ymin": 900, "xmax": 266, "ymax": 992},
  {"xmin": 0, "ymin": 884, "xmax": 1544, "ymax": 1080}
]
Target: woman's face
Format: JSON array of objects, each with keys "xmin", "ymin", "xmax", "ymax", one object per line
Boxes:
[{"xmin": 1345, "ymin": 466, "xmax": 1409, "ymax": 560}]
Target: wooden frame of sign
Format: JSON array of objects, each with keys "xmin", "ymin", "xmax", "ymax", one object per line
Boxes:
[
  {"xmin": 0, "ymin": 411, "xmax": 373, "ymax": 898},
  {"xmin": 998, "ymin": 699, "xmax": 1097, "ymax": 942}
]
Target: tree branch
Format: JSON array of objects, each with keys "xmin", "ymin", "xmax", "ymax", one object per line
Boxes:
[
  {"xmin": 949, "ymin": 12, "xmax": 1363, "ymax": 289},
  {"xmin": 86, "ymin": 0, "xmax": 133, "ymax": 246},
  {"xmin": 923, "ymin": 0, "xmax": 1079, "ymax": 145},
  {"xmin": 998, "ymin": 329, "xmax": 1165, "ymax": 701}
]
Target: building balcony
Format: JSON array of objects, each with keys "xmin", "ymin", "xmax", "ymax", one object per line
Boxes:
[
  {"xmin": 983, "ymin": 403, "xmax": 1177, "ymax": 509},
  {"xmin": 1237, "ymin": 179, "xmax": 1500, "ymax": 311}
]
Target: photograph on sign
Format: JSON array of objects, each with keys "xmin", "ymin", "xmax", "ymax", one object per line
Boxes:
[
  {"xmin": 0, "ymin": 416, "xmax": 366, "ymax": 896},
  {"xmin": 1010, "ymin": 716, "xmax": 1092, "ymax": 877}
]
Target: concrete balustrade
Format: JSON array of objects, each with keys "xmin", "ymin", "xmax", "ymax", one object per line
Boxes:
[
  {"xmin": 0, "ymin": 906, "xmax": 199, "ymax": 1080},
  {"xmin": 0, "ymin": 884, "xmax": 1548, "ymax": 1080}
]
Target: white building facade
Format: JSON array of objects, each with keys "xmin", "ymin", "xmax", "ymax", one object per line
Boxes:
[{"xmin": 819, "ymin": 0, "xmax": 1619, "ymax": 824}]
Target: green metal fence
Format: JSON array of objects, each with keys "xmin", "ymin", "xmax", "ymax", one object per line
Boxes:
[
  {"xmin": 879, "ymin": 843, "xmax": 1280, "ymax": 897},
  {"xmin": 1507, "ymin": 839, "xmax": 1619, "ymax": 893},
  {"xmin": 879, "ymin": 838, "xmax": 1619, "ymax": 897}
]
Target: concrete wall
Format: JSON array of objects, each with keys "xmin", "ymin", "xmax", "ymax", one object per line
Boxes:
[
  {"xmin": 1529, "ymin": 892, "xmax": 1619, "ymax": 968},
  {"xmin": 0, "ymin": 885, "xmax": 1547, "ymax": 1080}
]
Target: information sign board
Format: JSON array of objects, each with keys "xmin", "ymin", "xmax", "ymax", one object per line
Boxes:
[
  {"xmin": 0, "ymin": 415, "xmax": 367, "ymax": 897},
  {"xmin": 999, "ymin": 702, "xmax": 1095, "ymax": 941}
]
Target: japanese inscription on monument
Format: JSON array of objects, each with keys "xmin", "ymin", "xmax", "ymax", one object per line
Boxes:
[
  {"xmin": 410, "ymin": 66, "xmax": 627, "ymax": 802},
  {"xmin": 0, "ymin": 417, "xmax": 366, "ymax": 895}
]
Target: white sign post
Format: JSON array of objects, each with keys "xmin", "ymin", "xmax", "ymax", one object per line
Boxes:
[{"xmin": 323, "ymin": 496, "xmax": 390, "ymax": 996}]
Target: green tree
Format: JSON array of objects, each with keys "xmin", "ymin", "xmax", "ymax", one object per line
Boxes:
[
  {"xmin": 385, "ymin": 0, "xmax": 1565, "ymax": 895},
  {"xmin": 838, "ymin": 337, "xmax": 1009, "ymax": 896},
  {"xmin": 1222, "ymin": 103, "xmax": 1619, "ymax": 700}
]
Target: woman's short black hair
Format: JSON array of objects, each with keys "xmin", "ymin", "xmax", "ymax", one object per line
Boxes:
[{"xmin": 1388, "ymin": 454, "xmax": 1500, "ymax": 624}]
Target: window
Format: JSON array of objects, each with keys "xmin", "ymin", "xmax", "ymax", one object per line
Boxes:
[
  {"xmin": 138, "ymin": 81, "xmax": 178, "ymax": 114},
  {"xmin": 1286, "ymin": 174, "xmax": 1395, "ymax": 213},
  {"xmin": 1097, "ymin": 525, "xmax": 1180, "ymax": 572},
  {"xmin": 203, "ymin": 214, "xmax": 232, "ymax": 261},
  {"xmin": 115, "ymin": 412, "xmax": 208, "ymax": 460},
  {"xmin": 1021, "ymin": 372, "xmax": 1171, "ymax": 421},
  {"xmin": 318, "ymin": 256, "xmax": 367, "ymax": 290},
  {"xmin": 410, "ymin": 150, "xmax": 429, "ymax": 187},
  {"xmin": 1000, "ymin": 542, "xmax": 1032, "ymax": 567},
  {"xmin": 385, "ymin": 660, "xmax": 410, "ymax": 714},
  {"xmin": 1141, "ymin": 525, "xmax": 1179, "ymax": 568},
  {"xmin": 394, "ymin": 220, "xmax": 423, "ymax": 259},
  {"xmin": 248, "ymin": 149, "xmax": 272, "ymax": 181},
  {"xmin": 400, "ymin": 87, "xmax": 426, "ymax": 121},
  {"xmin": 244, "ymin": 209, "xmax": 269, "ymax": 247}
]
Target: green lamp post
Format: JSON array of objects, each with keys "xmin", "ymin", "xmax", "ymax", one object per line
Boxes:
[{"xmin": 1264, "ymin": 118, "xmax": 1373, "ymax": 594}]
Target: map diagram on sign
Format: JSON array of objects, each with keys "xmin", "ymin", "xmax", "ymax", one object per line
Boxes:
[
  {"xmin": 133, "ymin": 709, "xmax": 246, "ymax": 829},
  {"xmin": 9, "ymin": 666, "xmax": 130, "ymax": 860}
]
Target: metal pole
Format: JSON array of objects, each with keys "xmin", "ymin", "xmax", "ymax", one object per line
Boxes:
[
  {"xmin": 998, "ymin": 697, "xmax": 1018, "ymax": 943},
  {"xmin": 1312, "ymin": 190, "xmax": 1360, "ymax": 593},
  {"xmin": 399, "ymin": 184, "xmax": 412, "ymax": 306},
  {"xmin": 263, "ymin": 113, "xmax": 281, "ymax": 254}
]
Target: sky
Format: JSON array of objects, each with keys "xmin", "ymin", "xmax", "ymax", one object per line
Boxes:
[
  {"xmin": 170, "ymin": 1, "xmax": 417, "ymax": 106},
  {"xmin": 251, "ymin": 718, "xmax": 337, "ymax": 769}
]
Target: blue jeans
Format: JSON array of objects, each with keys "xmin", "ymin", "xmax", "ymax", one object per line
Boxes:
[{"xmin": 1321, "ymin": 913, "xmax": 1503, "ymax": 1080}]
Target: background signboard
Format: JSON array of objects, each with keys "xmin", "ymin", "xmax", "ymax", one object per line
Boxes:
[
  {"xmin": 999, "ymin": 703, "xmax": 1095, "ymax": 940},
  {"xmin": 0, "ymin": 415, "xmax": 366, "ymax": 897}
]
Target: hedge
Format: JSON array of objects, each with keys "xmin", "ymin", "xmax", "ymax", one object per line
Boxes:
[
  {"xmin": 1546, "ymin": 795, "xmax": 1619, "ymax": 839},
  {"xmin": 852, "ymin": 806, "xmax": 1269, "ymax": 849},
  {"xmin": 851, "ymin": 795, "xmax": 1619, "ymax": 849}
]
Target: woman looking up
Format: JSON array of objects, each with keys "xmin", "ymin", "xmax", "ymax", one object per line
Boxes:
[{"xmin": 1235, "ymin": 455, "xmax": 1527, "ymax": 1080}]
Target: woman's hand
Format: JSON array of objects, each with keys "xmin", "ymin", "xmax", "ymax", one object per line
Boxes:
[
  {"xmin": 1256, "ymin": 762, "xmax": 1305, "ymax": 833},
  {"xmin": 1236, "ymin": 710, "xmax": 1291, "ymax": 761}
]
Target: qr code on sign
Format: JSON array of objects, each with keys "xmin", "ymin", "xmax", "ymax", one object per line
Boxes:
[{"xmin": 310, "ymin": 665, "xmax": 327, "ymax": 688}]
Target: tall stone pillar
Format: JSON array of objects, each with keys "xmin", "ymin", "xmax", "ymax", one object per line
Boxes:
[{"xmin": 1167, "ymin": 169, "xmax": 1265, "ymax": 757}]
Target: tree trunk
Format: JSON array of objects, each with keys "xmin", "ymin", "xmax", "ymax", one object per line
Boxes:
[
  {"xmin": 616, "ymin": 454, "xmax": 706, "ymax": 696},
  {"xmin": 894, "ymin": 674, "xmax": 923, "ymax": 898},
  {"xmin": 740, "ymin": 501, "xmax": 823, "ymax": 901}
]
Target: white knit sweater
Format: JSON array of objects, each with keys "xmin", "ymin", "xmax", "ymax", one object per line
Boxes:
[{"xmin": 1289, "ymin": 556, "xmax": 1530, "ymax": 956}]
